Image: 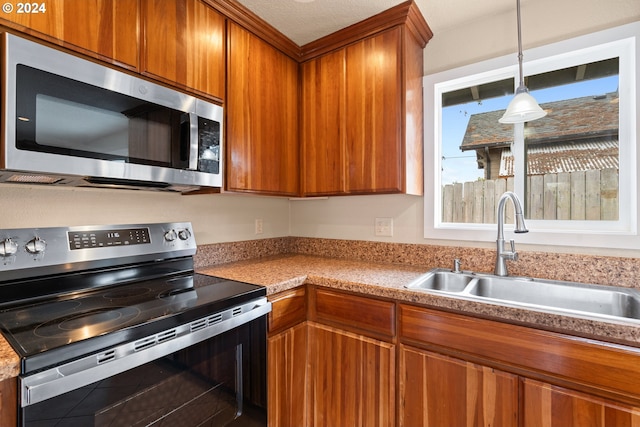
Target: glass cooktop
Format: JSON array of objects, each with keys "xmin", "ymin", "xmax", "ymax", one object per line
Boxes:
[{"xmin": 0, "ymin": 273, "xmax": 264, "ymax": 374}]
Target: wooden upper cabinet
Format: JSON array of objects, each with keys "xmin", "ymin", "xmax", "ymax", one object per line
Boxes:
[
  {"xmin": 142, "ymin": 0, "xmax": 225, "ymax": 100},
  {"xmin": 302, "ymin": 30, "xmax": 405, "ymax": 196},
  {"xmin": 0, "ymin": 0, "xmax": 138, "ymax": 68},
  {"xmin": 345, "ymin": 28, "xmax": 403, "ymax": 194},
  {"xmin": 301, "ymin": 49, "xmax": 346, "ymax": 196},
  {"xmin": 300, "ymin": 1, "xmax": 431, "ymax": 196},
  {"xmin": 226, "ymin": 22, "xmax": 299, "ymax": 196}
]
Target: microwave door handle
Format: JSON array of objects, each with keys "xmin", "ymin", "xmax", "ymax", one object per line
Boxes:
[{"xmin": 188, "ymin": 112, "xmax": 199, "ymax": 170}]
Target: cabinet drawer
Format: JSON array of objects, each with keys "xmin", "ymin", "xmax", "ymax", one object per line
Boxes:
[
  {"xmin": 268, "ymin": 287, "xmax": 307, "ymax": 334},
  {"xmin": 314, "ymin": 288, "xmax": 395, "ymax": 340}
]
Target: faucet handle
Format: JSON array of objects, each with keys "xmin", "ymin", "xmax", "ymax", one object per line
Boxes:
[
  {"xmin": 500, "ymin": 240, "xmax": 519, "ymax": 261},
  {"xmin": 453, "ymin": 258, "xmax": 461, "ymax": 273},
  {"xmin": 509, "ymin": 240, "xmax": 519, "ymax": 261}
]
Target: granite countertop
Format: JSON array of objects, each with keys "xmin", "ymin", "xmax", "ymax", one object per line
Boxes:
[
  {"xmin": 198, "ymin": 253, "xmax": 640, "ymax": 349},
  {"xmin": 1, "ymin": 253, "xmax": 637, "ymax": 382},
  {"xmin": 0, "ymin": 335, "xmax": 20, "ymax": 381}
]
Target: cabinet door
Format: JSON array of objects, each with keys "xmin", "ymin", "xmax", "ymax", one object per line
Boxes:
[
  {"xmin": 523, "ymin": 378, "xmax": 640, "ymax": 427},
  {"xmin": 301, "ymin": 49, "xmax": 346, "ymax": 196},
  {"xmin": 345, "ymin": 28, "xmax": 403, "ymax": 193},
  {"xmin": 399, "ymin": 345, "xmax": 518, "ymax": 427},
  {"xmin": 268, "ymin": 322, "xmax": 309, "ymax": 427},
  {"xmin": 1, "ymin": 0, "xmax": 138, "ymax": 68},
  {"xmin": 0, "ymin": 377, "xmax": 17, "ymax": 426},
  {"xmin": 309, "ymin": 322, "xmax": 395, "ymax": 427},
  {"xmin": 226, "ymin": 22, "xmax": 299, "ymax": 196},
  {"xmin": 142, "ymin": 0, "xmax": 225, "ymax": 99}
]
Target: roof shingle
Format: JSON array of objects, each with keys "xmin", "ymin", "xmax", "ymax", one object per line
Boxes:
[{"xmin": 460, "ymin": 92, "xmax": 619, "ymax": 151}]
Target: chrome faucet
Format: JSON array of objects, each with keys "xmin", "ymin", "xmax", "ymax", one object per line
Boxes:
[
  {"xmin": 453, "ymin": 258, "xmax": 461, "ymax": 273},
  {"xmin": 494, "ymin": 191, "xmax": 528, "ymax": 276}
]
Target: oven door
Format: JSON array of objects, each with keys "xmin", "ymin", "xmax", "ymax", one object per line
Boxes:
[{"xmin": 20, "ymin": 314, "xmax": 267, "ymax": 426}]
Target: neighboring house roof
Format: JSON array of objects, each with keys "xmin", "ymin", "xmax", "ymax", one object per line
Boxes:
[
  {"xmin": 460, "ymin": 92, "xmax": 619, "ymax": 151},
  {"xmin": 499, "ymin": 138, "xmax": 619, "ymax": 177}
]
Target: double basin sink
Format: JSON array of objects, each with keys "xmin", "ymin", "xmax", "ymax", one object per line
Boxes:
[{"xmin": 405, "ymin": 269, "xmax": 640, "ymax": 323}]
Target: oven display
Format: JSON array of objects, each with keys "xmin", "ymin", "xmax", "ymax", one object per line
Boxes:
[{"xmin": 68, "ymin": 228, "xmax": 150, "ymax": 250}]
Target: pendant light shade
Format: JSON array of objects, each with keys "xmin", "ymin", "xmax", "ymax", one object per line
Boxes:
[
  {"xmin": 499, "ymin": 0, "xmax": 547, "ymax": 124},
  {"xmin": 499, "ymin": 86, "xmax": 547, "ymax": 124}
]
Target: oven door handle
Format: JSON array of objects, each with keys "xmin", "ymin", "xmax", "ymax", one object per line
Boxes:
[{"xmin": 21, "ymin": 298, "xmax": 271, "ymax": 407}]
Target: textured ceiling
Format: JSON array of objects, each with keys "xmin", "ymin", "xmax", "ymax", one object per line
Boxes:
[{"xmin": 235, "ymin": 0, "xmax": 515, "ymax": 46}]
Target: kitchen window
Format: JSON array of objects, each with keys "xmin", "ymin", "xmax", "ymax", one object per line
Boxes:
[{"xmin": 423, "ymin": 22, "xmax": 640, "ymax": 250}]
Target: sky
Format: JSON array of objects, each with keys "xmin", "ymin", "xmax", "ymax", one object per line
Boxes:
[{"xmin": 440, "ymin": 75, "xmax": 619, "ymax": 185}]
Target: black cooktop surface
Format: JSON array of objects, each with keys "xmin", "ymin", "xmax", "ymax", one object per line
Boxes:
[{"xmin": 0, "ymin": 273, "xmax": 265, "ymax": 374}]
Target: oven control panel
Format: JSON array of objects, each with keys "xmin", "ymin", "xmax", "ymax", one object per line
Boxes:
[
  {"xmin": 69, "ymin": 227, "xmax": 151, "ymax": 250},
  {"xmin": 0, "ymin": 222, "xmax": 196, "ymax": 282}
]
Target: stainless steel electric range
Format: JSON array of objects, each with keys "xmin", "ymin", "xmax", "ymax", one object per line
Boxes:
[{"xmin": 0, "ymin": 222, "xmax": 270, "ymax": 426}]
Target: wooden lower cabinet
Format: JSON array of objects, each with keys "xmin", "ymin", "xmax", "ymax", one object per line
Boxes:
[
  {"xmin": 0, "ymin": 376, "xmax": 17, "ymax": 426},
  {"xmin": 267, "ymin": 287, "xmax": 396, "ymax": 427},
  {"xmin": 268, "ymin": 292, "xmax": 640, "ymax": 426},
  {"xmin": 308, "ymin": 322, "xmax": 395, "ymax": 427},
  {"xmin": 399, "ymin": 303, "xmax": 640, "ymax": 427},
  {"xmin": 268, "ymin": 322, "xmax": 309, "ymax": 427},
  {"xmin": 398, "ymin": 346, "xmax": 640, "ymax": 427},
  {"xmin": 399, "ymin": 345, "xmax": 518, "ymax": 427},
  {"xmin": 522, "ymin": 378, "xmax": 640, "ymax": 427}
]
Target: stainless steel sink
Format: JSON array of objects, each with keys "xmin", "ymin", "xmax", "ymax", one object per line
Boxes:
[
  {"xmin": 405, "ymin": 270, "xmax": 472, "ymax": 292},
  {"xmin": 405, "ymin": 269, "xmax": 640, "ymax": 323},
  {"xmin": 467, "ymin": 276, "xmax": 640, "ymax": 319}
]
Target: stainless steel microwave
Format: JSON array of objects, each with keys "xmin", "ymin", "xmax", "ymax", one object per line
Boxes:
[{"xmin": 1, "ymin": 33, "xmax": 223, "ymax": 191}]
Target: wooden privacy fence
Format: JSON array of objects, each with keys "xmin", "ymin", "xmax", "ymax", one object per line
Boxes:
[{"xmin": 442, "ymin": 168, "xmax": 619, "ymax": 223}]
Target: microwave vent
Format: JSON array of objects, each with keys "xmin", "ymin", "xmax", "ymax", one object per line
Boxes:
[{"xmin": 7, "ymin": 174, "xmax": 63, "ymax": 184}]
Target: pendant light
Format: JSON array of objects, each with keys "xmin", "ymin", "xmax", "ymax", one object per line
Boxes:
[{"xmin": 499, "ymin": 0, "xmax": 547, "ymax": 124}]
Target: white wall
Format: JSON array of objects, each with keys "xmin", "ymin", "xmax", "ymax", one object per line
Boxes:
[
  {"xmin": 422, "ymin": 0, "xmax": 640, "ymax": 75},
  {"xmin": 0, "ymin": 184, "xmax": 289, "ymax": 245},
  {"xmin": 289, "ymin": 195, "xmax": 426, "ymax": 243}
]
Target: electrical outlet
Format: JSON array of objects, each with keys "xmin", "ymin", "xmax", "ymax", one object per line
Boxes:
[
  {"xmin": 254, "ymin": 218, "xmax": 263, "ymax": 235},
  {"xmin": 375, "ymin": 217, "xmax": 393, "ymax": 237}
]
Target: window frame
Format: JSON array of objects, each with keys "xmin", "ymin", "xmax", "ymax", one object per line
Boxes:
[{"xmin": 423, "ymin": 22, "xmax": 639, "ymax": 249}]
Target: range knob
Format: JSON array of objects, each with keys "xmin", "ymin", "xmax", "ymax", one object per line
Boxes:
[
  {"xmin": 164, "ymin": 229, "xmax": 178, "ymax": 242},
  {"xmin": 0, "ymin": 238, "xmax": 18, "ymax": 257},
  {"xmin": 178, "ymin": 229, "xmax": 191, "ymax": 241},
  {"xmin": 25, "ymin": 237, "xmax": 46, "ymax": 254}
]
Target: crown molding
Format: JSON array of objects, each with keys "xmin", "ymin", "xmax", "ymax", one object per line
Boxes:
[
  {"xmin": 206, "ymin": 0, "xmax": 432, "ymax": 63},
  {"xmin": 300, "ymin": 0, "xmax": 433, "ymax": 61},
  {"xmin": 204, "ymin": 0, "xmax": 303, "ymax": 60}
]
